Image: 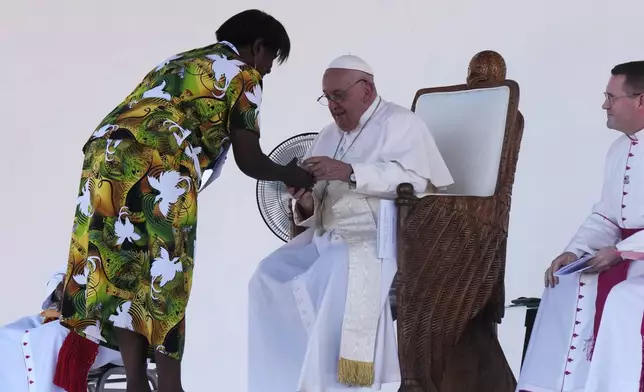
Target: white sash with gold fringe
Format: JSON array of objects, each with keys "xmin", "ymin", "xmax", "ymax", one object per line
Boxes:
[{"xmin": 321, "ymin": 185, "xmax": 382, "ymax": 387}]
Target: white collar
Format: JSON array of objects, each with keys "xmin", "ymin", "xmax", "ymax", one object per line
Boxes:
[
  {"xmin": 355, "ymin": 96, "xmax": 382, "ymax": 130},
  {"xmin": 219, "ymin": 41, "xmax": 240, "ymax": 55},
  {"xmin": 627, "ymin": 127, "xmax": 644, "ymax": 141}
]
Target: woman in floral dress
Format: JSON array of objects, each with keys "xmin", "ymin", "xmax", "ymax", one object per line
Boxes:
[{"xmin": 54, "ymin": 9, "xmax": 313, "ymax": 392}]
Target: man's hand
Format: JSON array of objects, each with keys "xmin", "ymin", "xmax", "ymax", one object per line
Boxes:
[
  {"xmin": 544, "ymin": 252, "xmax": 578, "ymax": 288},
  {"xmin": 53, "ymin": 282, "xmax": 64, "ymax": 302},
  {"xmin": 48, "ymin": 281, "xmax": 64, "ymax": 312},
  {"xmin": 303, "ymin": 156, "xmax": 352, "ymax": 182},
  {"xmin": 585, "ymin": 246, "xmax": 622, "ymax": 274},
  {"xmin": 288, "ymin": 187, "xmax": 314, "ymax": 214}
]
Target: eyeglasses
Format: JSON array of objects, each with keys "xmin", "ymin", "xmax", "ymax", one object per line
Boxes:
[
  {"xmin": 604, "ymin": 92, "xmax": 643, "ymax": 105},
  {"xmin": 317, "ymin": 79, "xmax": 367, "ymax": 106}
]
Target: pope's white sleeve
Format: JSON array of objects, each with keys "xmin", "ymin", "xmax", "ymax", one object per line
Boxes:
[
  {"xmin": 351, "ymin": 112, "xmax": 453, "ymax": 198},
  {"xmin": 351, "ymin": 161, "xmax": 429, "ymax": 197}
]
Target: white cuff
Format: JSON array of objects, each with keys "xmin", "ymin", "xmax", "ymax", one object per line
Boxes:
[
  {"xmin": 351, "ymin": 162, "xmax": 384, "ymax": 193},
  {"xmin": 562, "ymin": 247, "xmax": 587, "ymax": 259},
  {"xmin": 616, "ymin": 235, "xmax": 644, "ymax": 253}
]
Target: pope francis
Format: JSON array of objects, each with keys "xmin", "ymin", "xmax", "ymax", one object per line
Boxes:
[{"xmin": 247, "ymin": 55, "xmax": 454, "ymax": 391}]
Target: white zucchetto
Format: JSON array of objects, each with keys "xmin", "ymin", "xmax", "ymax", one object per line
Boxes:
[{"xmin": 326, "ymin": 54, "xmax": 374, "ymax": 75}]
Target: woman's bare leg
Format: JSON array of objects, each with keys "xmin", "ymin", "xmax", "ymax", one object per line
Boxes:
[
  {"xmin": 154, "ymin": 350, "xmax": 183, "ymax": 392},
  {"xmin": 115, "ymin": 328, "xmax": 152, "ymax": 392}
]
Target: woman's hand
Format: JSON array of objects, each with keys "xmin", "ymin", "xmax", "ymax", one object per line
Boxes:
[{"xmin": 284, "ymin": 159, "xmax": 315, "ymax": 190}]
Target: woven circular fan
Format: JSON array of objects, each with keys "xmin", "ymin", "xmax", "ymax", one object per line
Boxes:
[{"xmin": 256, "ymin": 132, "xmax": 318, "ymax": 242}]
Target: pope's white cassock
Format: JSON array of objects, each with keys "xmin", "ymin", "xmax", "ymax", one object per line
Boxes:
[
  {"xmin": 248, "ymin": 87, "xmax": 454, "ymax": 390},
  {"xmin": 0, "ymin": 266, "xmax": 122, "ymax": 392},
  {"xmin": 517, "ymin": 129, "xmax": 644, "ymax": 392}
]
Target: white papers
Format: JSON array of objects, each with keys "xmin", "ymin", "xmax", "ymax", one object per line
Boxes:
[
  {"xmin": 377, "ymin": 199, "xmax": 397, "ymax": 260},
  {"xmin": 620, "ymin": 251, "xmax": 644, "ymax": 261},
  {"xmin": 198, "ymin": 145, "xmax": 231, "ymax": 193},
  {"xmin": 554, "ymin": 255, "xmax": 594, "ymax": 277}
]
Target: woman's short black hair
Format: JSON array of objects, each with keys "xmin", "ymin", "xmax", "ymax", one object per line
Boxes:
[{"xmin": 216, "ymin": 9, "xmax": 290, "ymax": 64}]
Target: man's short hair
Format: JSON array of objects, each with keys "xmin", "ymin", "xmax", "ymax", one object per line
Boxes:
[
  {"xmin": 216, "ymin": 9, "xmax": 290, "ymax": 64},
  {"xmin": 611, "ymin": 61, "xmax": 644, "ymax": 93}
]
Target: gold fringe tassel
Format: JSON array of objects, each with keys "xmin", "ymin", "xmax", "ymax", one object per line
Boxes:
[{"xmin": 337, "ymin": 357, "xmax": 374, "ymax": 387}]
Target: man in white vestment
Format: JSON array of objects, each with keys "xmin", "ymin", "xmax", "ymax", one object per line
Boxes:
[
  {"xmin": 248, "ymin": 55, "xmax": 454, "ymax": 392},
  {"xmin": 517, "ymin": 61, "xmax": 644, "ymax": 392},
  {"xmin": 0, "ymin": 266, "xmax": 122, "ymax": 392}
]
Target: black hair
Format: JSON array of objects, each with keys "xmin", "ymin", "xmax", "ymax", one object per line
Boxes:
[
  {"xmin": 216, "ymin": 9, "xmax": 290, "ymax": 64},
  {"xmin": 611, "ymin": 61, "xmax": 644, "ymax": 93}
]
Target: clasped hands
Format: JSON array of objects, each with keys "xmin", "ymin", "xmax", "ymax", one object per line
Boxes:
[
  {"xmin": 287, "ymin": 156, "xmax": 353, "ymax": 211},
  {"xmin": 544, "ymin": 246, "xmax": 623, "ymax": 287}
]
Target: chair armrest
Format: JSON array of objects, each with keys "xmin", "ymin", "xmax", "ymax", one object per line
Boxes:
[{"xmin": 396, "ymin": 183, "xmax": 497, "ymax": 227}]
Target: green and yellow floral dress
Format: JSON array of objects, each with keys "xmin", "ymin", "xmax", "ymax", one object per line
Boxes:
[{"xmin": 60, "ymin": 41, "xmax": 261, "ymax": 361}]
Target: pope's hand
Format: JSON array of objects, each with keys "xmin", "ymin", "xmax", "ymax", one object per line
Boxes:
[{"xmin": 303, "ymin": 156, "xmax": 352, "ymax": 182}]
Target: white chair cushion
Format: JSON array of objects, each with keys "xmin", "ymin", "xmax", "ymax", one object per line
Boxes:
[{"xmin": 414, "ymin": 86, "xmax": 510, "ymax": 197}]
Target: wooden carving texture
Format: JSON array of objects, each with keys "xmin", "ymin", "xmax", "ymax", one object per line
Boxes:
[{"xmin": 396, "ymin": 51, "xmax": 524, "ymax": 392}]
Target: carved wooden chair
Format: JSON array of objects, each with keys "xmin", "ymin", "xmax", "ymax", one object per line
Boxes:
[{"xmin": 394, "ymin": 51, "xmax": 524, "ymax": 392}]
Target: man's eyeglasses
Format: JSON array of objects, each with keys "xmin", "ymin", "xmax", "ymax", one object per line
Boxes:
[
  {"xmin": 604, "ymin": 92, "xmax": 643, "ymax": 105},
  {"xmin": 317, "ymin": 79, "xmax": 367, "ymax": 106}
]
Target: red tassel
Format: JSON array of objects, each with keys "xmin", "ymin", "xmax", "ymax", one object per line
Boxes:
[{"xmin": 53, "ymin": 331, "xmax": 99, "ymax": 392}]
